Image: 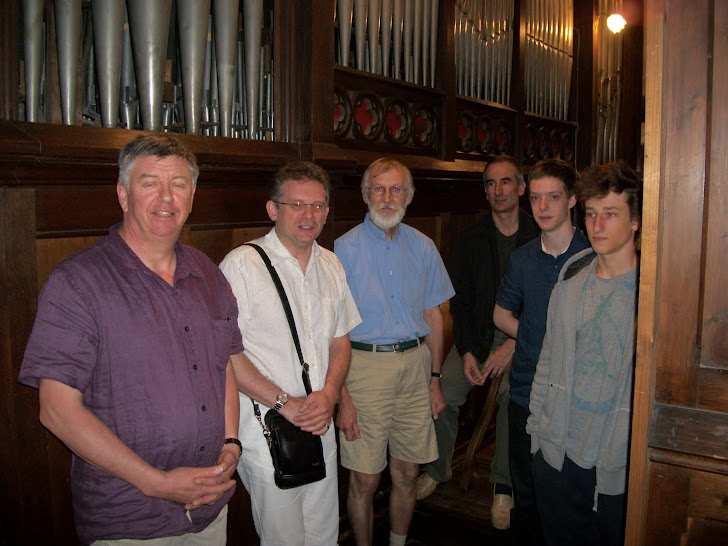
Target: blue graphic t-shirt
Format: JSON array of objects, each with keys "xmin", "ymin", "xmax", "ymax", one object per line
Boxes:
[{"xmin": 566, "ymin": 265, "xmax": 638, "ymax": 469}]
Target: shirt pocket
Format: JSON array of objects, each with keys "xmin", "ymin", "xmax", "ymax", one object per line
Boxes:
[{"xmin": 210, "ymin": 318, "xmax": 235, "ymax": 372}]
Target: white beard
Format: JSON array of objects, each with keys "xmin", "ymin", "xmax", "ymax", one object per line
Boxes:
[{"xmin": 369, "ymin": 202, "xmax": 406, "ymax": 231}]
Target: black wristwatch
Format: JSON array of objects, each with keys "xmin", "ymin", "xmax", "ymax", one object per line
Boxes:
[
  {"xmin": 431, "ymin": 372, "xmax": 443, "ymax": 381},
  {"xmin": 224, "ymin": 437, "xmax": 242, "ymax": 456}
]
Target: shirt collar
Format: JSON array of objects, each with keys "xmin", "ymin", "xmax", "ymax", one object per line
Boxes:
[
  {"xmin": 106, "ymin": 223, "xmax": 198, "ymax": 282},
  {"xmin": 540, "ymin": 225, "xmax": 577, "ymax": 257},
  {"xmin": 263, "ymin": 227, "xmax": 322, "ymax": 268}
]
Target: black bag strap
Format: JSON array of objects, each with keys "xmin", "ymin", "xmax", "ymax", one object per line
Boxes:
[{"xmin": 242, "ymin": 243, "xmax": 313, "ymax": 394}]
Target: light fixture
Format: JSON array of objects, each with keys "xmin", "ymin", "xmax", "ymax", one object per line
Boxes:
[{"xmin": 607, "ymin": 13, "xmax": 627, "ymax": 34}]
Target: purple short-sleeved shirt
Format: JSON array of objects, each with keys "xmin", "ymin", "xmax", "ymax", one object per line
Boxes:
[{"xmin": 19, "ymin": 225, "xmax": 243, "ymax": 545}]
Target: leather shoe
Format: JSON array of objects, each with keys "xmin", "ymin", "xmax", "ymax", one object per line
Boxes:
[
  {"xmin": 415, "ymin": 473, "xmax": 439, "ymax": 500},
  {"xmin": 491, "ymin": 486, "xmax": 514, "ymax": 529}
]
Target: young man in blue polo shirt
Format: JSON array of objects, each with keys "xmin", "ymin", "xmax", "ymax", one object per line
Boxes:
[{"xmin": 494, "ymin": 159, "xmax": 590, "ymax": 545}]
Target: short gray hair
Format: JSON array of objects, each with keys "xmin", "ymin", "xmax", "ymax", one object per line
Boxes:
[
  {"xmin": 118, "ymin": 135, "xmax": 199, "ymax": 190},
  {"xmin": 360, "ymin": 157, "xmax": 414, "ymax": 199}
]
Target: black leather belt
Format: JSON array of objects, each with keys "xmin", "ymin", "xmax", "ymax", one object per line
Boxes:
[{"xmin": 351, "ymin": 337, "xmax": 426, "ymax": 353}]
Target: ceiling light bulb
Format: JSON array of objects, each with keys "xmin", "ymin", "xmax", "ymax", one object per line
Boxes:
[{"xmin": 607, "ymin": 13, "xmax": 627, "ymax": 34}]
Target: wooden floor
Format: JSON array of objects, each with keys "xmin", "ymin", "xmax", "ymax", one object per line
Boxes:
[{"xmin": 339, "ymin": 441, "xmax": 510, "ymax": 546}]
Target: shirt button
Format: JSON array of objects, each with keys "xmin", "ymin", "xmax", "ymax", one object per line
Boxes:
[
  {"xmin": 200, "ymin": 446, "xmax": 205, "ymax": 452},
  {"xmin": 201, "ymin": 405, "xmax": 207, "ymax": 411},
  {"xmin": 193, "ymin": 364, "xmax": 198, "ymax": 370},
  {"xmin": 184, "ymin": 326, "xmax": 189, "ymax": 332}
]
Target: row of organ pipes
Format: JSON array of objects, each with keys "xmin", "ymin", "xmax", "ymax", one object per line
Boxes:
[
  {"xmin": 524, "ymin": 0, "xmax": 573, "ymax": 120},
  {"xmin": 335, "ymin": 0, "xmax": 439, "ymax": 86},
  {"xmin": 454, "ymin": 0, "xmax": 514, "ymax": 106},
  {"xmin": 334, "ymin": 0, "xmax": 573, "ymax": 121},
  {"xmin": 22, "ymin": 1, "xmax": 578, "ymax": 137},
  {"xmin": 22, "ymin": 0, "xmax": 273, "ymax": 139}
]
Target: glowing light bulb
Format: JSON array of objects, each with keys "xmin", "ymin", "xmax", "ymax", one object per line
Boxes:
[{"xmin": 607, "ymin": 13, "xmax": 627, "ymax": 34}]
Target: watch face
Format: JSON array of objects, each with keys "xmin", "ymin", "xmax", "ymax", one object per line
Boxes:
[{"xmin": 276, "ymin": 392, "xmax": 289, "ymax": 405}]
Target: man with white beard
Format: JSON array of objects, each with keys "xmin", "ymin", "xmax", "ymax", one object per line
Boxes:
[{"xmin": 334, "ymin": 158, "xmax": 454, "ymax": 546}]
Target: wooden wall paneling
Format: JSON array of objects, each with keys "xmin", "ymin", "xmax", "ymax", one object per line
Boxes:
[
  {"xmin": 644, "ymin": 463, "xmax": 690, "ymax": 546},
  {"xmin": 36, "ymin": 187, "xmax": 121, "ymax": 235},
  {"xmin": 1, "ymin": 187, "xmax": 61, "ymax": 544},
  {"xmin": 188, "ymin": 186, "xmax": 272, "ymax": 228},
  {"xmin": 309, "ymin": 0, "xmax": 336, "ymax": 144},
  {"xmin": 682, "ymin": 519, "xmax": 728, "ymax": 546},
  {"xmin": 687, "ymin": 471, "xmax": 728, "ymax": 523},
  {"xmin": 36, "ymin": 236, "xmax": 104, "ymax": 288},
  {"xmin": 653, "ymin": 0, "xmax": 709, "ymax": 406},
  {"xmin": 701, "ymin": 0, "xmax": 728, "ymax": 371},
  {"xmin": 625, "ymin": 0, "xmax": 664, "ymax": 540},
  {"xmin": 697, "ymin": 368, "xmax": 728, "ymax": 413},
  {"xmin": 647, "ymin": 404, "xmax": 728, "ymax": 460}
]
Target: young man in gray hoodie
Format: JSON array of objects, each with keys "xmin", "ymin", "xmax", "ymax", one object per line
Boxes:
[{"xmin": 526, "ymin": 161, "xmax": 641, "ymax": 546}]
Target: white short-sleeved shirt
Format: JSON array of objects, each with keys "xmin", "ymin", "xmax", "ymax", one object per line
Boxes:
[{"xmin": 220, "ymin": 228, "xmax": 362, "ymax": 468}]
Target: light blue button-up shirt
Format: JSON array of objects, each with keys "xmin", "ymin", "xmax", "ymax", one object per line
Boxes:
[{"xmin": 335, "ymin": 214, "xmax": 455, "ymax": 344}]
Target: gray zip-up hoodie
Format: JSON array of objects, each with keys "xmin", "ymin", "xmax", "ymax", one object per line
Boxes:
[{"xmin": 526, "ymin": 248, "xmax": 636, "ymax": 496}]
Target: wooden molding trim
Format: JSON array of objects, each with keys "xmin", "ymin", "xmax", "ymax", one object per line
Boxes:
[{"xmin": 647, "ymin": 403, "xmax": 728, "ymax": 461}]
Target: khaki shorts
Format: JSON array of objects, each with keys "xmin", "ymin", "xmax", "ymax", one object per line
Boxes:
[{"xmin": 339, "ymin": 344, "xmax": 438, "ymax": 474}]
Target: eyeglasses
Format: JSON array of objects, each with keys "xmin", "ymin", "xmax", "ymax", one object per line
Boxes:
[
  {"xmin": 274, "ymin": 200, "xmax": 328, "ymax": 212},
  {"xmin": 367, "ymin": 184, "xmax": 406, "ymax": 196}
]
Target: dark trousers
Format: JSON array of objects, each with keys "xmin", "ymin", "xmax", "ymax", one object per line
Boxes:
[
  {"xmin": 531, "ymin": 450, "xmax": 627, "ymax": 546},
  {"xmin": 508, "ymin": 400, "xmax": 544, "ymax": 546}
]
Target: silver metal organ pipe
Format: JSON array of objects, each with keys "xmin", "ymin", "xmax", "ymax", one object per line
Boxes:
[
  {"xmin": 177, "ymin": 0, "xmax": 211, "ymax": 134},
  {"xmin": 91, "ymin": 0, "xmax": 124, "ymax": 128},
  {"xmin": 403, "ymin": 0, "xmax": 413, "ymax": 82},
  {"xmin": 213, "ymin": 0, "xmax": 239, "ymax": 138},
  {"xmin": 413, "ymin": 0, "xmax": 422, "ymax": 84},
  {"xmin": 429, "ymin": 0, "xmax": 438, "ymax": 87},
  {"xmin": 243, "ymin": 0, "xmax": 263, "ymax": 140},
  {"xmin": 368, "ymin": 0, "xmax": 381, "ymax": 74},
  {"xmin": 119, "ymin": 7, "xmax": 138, "ymax": 129},
  {"xmin": 54, "ymin": 0, "xmax": 82, "ymax": 125},
  {"xmin": 381, "ymin": 0, "xmax": 393, "ymax": 77},
  {"xmin": 338, "ymin": 0, "xmax": 354, "ymax": 67},
  {"xmin": 23, "ymin": 0, "xmax": 44, "ymax": 122},
  {"xmin": 392, "ymin": 0, "xmax": 403, "ymax": 79},
  {"xmin": 421, "ymin": 0, "xmax": 430, "ymax": 87},
  {"xmin": 127, "ymin": 0, "xmax": 172, "ymax": 131},
  {"xmin": 354, "ymin": 0, "xmax": 367, "ymax": 70}
]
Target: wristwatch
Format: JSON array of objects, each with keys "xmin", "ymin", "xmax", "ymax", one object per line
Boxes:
[
  {"xmin": 431, "ymin": 372, "xmax": 443, "ymax": 381},
  {"xmin": 274, "ymin": 392, "xmax": 289, "ymax": 411}
]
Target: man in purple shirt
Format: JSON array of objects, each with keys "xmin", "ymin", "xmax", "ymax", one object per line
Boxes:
[{"xmin": 19, "ymin": 135, "xmax": 271, "ymax": 545}]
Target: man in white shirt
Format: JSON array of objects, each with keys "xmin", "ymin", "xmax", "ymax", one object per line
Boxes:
[{"xmin": 220, "ymin": 162, "xmax": 361, "ymax": 545}]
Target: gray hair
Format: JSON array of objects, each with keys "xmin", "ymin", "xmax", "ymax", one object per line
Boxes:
[
  {"xmin": 118, "ymin": 135, "xmax": 199, "ymax": 190},
  {"xmin": 270, "ymin": 161, "xmax": 331, "ymax": 204},
  {"xmin": 360, "ymin": 158, "xmax": 414, "ymax": 200}
]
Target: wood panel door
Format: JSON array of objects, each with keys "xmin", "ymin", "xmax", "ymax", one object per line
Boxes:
[{"xmin": 626, "ymin": 0, "xmax": 728, "ymax": 544}]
